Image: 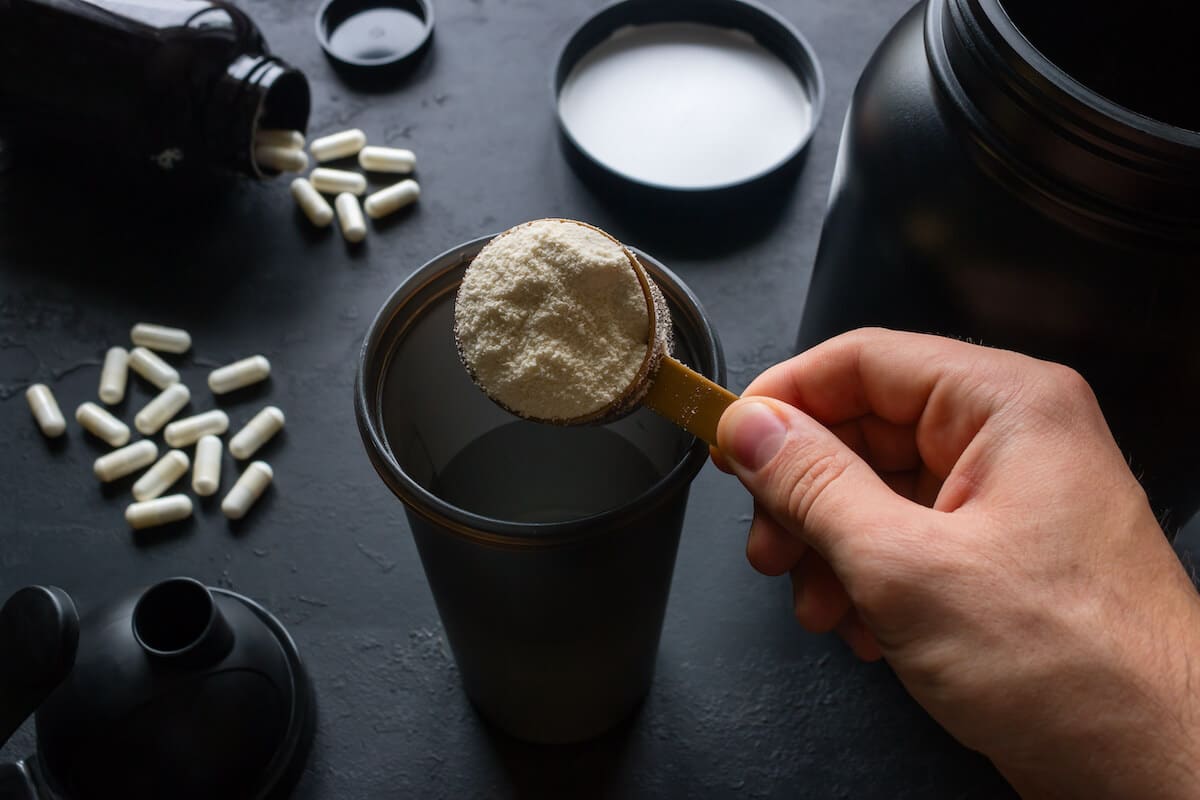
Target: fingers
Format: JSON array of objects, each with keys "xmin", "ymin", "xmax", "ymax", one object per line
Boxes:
[
  {"xmin": 786, "ymin": 549, "xmax": 882, "ymax": 662},
  {"xmin": 710, "ymin": 444, "xmax": 733, "ymax": 474},
  {"xmin": 878, "ymin": 464, "xmax": 945, "ymax": 507},
  {"xmin": 746, "ymin": 505, "xmax": 807, "ymax": 576},
  {"xmin": 717, "ymin": 396, "xmax": 927, "ymax": 570},
  {"xmin": 836, "ymin": 610, "xmax": 883, "ymax": 662},
  {"xmin": 790, "ymin": 552, "xmax": 851, "ymax": 633},
  {"xmin": 830, "ymin": 416, "xmax": 921, "ymax": 473},
  {"xmin": 726, "ymin": 410, "xmax": 921, "ymax": 475},
  {"xmin": 743, "ymin": 328, "xmax": 993, "ymax": 423},
  {"xmin": 742, "ymin": 329, "xmax": 1026, "ymax": 479}
]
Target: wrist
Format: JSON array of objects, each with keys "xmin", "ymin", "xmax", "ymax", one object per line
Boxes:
[
  {"xmin": 1143, "ymin": 590, "xmax": 1200, "ymax": 797},
  {"xmin": 1000, "ymin": 577, "xmax": 1200, "ymax": 799}
]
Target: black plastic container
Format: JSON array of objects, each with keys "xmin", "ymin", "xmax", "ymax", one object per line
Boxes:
[
  {"xmin": 799, "ymin": 0, "xmax": 1200, "ymax": 530},
  {"xmin": 356, "ymin": 236, "xmax": 725, "ymax": 743},
  {"xmin": 0, "ymin": 0, "xmax": 310, "ymax": 178}
]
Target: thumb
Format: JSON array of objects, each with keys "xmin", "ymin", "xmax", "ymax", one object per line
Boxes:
[{"xmin": 717, "ymin": 397, "xmax": 918, "ymax": 568}]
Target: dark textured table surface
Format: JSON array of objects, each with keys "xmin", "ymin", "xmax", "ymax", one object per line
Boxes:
[{"xmin": 3, "ymin": 1, "xmax": 1198, "ymax": 797}]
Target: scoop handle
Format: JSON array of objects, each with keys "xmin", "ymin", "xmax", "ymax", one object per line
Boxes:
[{"xmin": 641, "ymin": 356, "xmax": 738, "ymax": 446}]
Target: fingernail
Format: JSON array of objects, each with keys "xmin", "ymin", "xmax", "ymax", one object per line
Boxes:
[{"xmin": 725, "ymin": 400, "xmax": 787, "ymax": 472}]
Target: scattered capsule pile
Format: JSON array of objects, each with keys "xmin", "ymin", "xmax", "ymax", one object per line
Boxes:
[
  {"xmin": 24, "ymin": 323, "xmax": 284, "ymax": 531},
  {"xmin": 254, "ymin": 127, "xmax": 420, "ymax": 244}
]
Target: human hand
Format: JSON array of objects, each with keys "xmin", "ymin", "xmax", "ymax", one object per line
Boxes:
[{"xmin": 715, "ymin": 328, "xmax": 1200, "ymax": 799}]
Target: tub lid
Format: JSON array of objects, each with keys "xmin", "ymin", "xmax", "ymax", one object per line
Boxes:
[{"xmin": 554, "ymin": 0, "xmax": 825, "ymax": 196}]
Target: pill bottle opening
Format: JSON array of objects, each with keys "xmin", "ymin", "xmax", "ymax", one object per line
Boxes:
[
  {"xmin": 1000, "ymin": 0, "xmax": 1200, "ymax": 132},
  {"xmin": 258, "ymin": 70, "xmax": 311, "ymax": 135},
  {"xmin": 133, "ymin": 578, "xmax": 216, "ymax": 657},
  {"xmin": 235, "ymin": 60, "xmax": 311, "ymax": 177}
]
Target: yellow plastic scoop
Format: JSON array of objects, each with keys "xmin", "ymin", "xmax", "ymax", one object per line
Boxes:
[
  {"xmin": 454, "ymin": 219, "xmax": 737, "ymax": 445},
  {"xmin": 639, "ymin": 350, "xmax": 738, "ymax": 446}
]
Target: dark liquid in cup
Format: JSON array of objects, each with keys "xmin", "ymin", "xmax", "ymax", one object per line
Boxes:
[{"xmin": 433, "ymin": 421, "xmax": 664, "ymax": 523}]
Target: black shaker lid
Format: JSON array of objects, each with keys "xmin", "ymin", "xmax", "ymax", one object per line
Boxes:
[
  {"xmin": 31, "ymin": 578, "xmax": 314, "ymax": 800},
  {"xmin": 316, "ymin": 0, "xmax": 434, "ymax": 80}
]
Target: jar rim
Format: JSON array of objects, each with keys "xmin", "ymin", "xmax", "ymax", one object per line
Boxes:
[
  {"xmin": 928, "ymin": 0, "xmax": 1200, "ymax": 244},
  {"xmin": 973, "ymin": 0, "xmax": 1200, "ymax": 147}
]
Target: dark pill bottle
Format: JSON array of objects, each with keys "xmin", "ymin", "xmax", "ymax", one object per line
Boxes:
[
  {"xmin": 0, "ymin": 0, "xmax": 310, "ymax": 177},
  {"xmin": 799, "ymin": 0, "xmax": 1200, "ymax": 530}
]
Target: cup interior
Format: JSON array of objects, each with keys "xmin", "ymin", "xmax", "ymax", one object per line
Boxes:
[{"xmin": 358, "ymin": 236, "xmax": 721, "ymax": 538}]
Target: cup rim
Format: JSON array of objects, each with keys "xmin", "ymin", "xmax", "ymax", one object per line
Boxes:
[{"xmin": 354, "ymin": 233, "xmax": 726, "ymax": 549}]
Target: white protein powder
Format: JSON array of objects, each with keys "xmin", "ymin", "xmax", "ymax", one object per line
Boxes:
[
  {"xmin": 454, "ymin": 219, "xmax": 652, "ymax": 421},
  {"xmin": 558, "ymin": 22, "xmax": 813, "ymax": 189}
]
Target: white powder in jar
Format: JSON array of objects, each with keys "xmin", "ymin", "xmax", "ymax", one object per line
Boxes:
[{"xmin": 454, "ymin": 219, "xmax": 653, "ymax": 421}]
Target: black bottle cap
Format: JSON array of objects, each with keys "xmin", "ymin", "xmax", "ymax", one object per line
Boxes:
[{"xmin": 316, "ymin": 0, "xmax": 434, "ymax": 82}]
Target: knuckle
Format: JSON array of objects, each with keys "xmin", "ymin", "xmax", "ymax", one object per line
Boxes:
[
  {"xmin": 1018, "ymin": 361, "xmax": 1103, "ymax": 428},
  {"xmin": 1043, "ymin": 362, "xmax": 1096, "ymax": 405},
  {"xmin": 855, "ymin": 325, "xmax": 893, "ymax": 339},
  {"xmin": 827, "ymin": 326, "xmax": 888, "ymax": 353}
]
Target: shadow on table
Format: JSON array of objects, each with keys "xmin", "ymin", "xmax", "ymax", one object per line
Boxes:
[
  {"xmin": 0, "ymin": 136, "xmax": 289, "ymax": 308},
  {"xmin": 476, "ymin": 706, "xmax": 640, "ymax": 799},
  {"xmin": 560, "ymin": 132, "xmax": 812, "ymax": 262}
]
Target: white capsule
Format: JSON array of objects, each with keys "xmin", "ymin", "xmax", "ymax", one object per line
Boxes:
[
  {"xmin": 164, "ymin": 409, "xmax": 229, "ymax": 448},
  {"xmin": 130, "ymin": 323, "xmax": 191, "ymax": 354},
  {"xmin": 208, "ymin": 355, "xmax": 271, "ymax": 394},
  {"xmin": 229, "ymin": 406, "xmax": 285, "ymax": 460},
  {"xmin": 132, "ymin": 449, "xmax": 190, "ymax": 501},
  {"xmin": 193, "ymin": 434, "xmax": 223, "ymax": 497},
  {"xmin": 134, "ymin": 383, "xmax": 191, "ymax": 435},
  {"xmin": 26, "ymin": 384, "xmax": 66, "ymax": 438},
  {"xmin": 76, "ymin": 402, "xmax": 130, "ymax": 447},
  {"xmin": 126, "ymin": 494, "xmax": 193, "ymax": 530},
  {"xmin": 99, "ymin": 347, "xmax": 129, "ymax": 404},
  {"xmin": 128, "ymin": 346, "xmax": 179, "ymax": 390},
  {"xmin": 254, "ymin": 144, "xmax": 309, "ymax": 173},
  {"xmin": 358, "ymin": 146, "xmax": 415, "ymax": 174},
  {"xmin": 255, "ymin": 128, "xmax": 305, "ymax": 150},
  {"xmin": 94, "ymin": 439, "xmax": 158, "ymax": 482},
  {"xmin": 364, "ymin": 179, "xmax": 420, "ymax": 220},
  {"xmin": 335, "ymin": 193, "xmax": 367, "ymax": 243},
  {"xmin": 310, "ymin": 167, "xmax": 367, "ymax": 196},
  {"xmin": 309, "ymin": 128, "xmax": 366, "ymax": 162},
  {"xmin": 222, "ymin": 461, "xmax": 273, "ymax": 520},
  {"xmin": 289, "ymin": 177, "xmax": 334, "ymax": 227}
]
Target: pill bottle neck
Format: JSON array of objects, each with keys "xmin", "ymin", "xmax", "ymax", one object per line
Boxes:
[
  {"xmin": 926, "ymin": 0, "xmax": 1200, "ymax": 245},
  {"xmin": 211, "ymin": 55, "xmax": 311, "ymax": 178}
]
